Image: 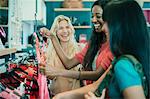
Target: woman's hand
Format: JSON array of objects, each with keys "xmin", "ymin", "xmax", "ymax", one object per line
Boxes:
[
  {"xmin": 40, "ymin": 27, "xmax": 56, "ymax": 38},
  {"xmin": 39, "ymin": 63, "xmax": 61, "ymax": 79},
  {"xmin": 84, "ymin": 89, "xmax": 106, "ymax": 99},
  {"xmin": 40, "ymin": 27, "xmax": 51, "ymax": 37}
]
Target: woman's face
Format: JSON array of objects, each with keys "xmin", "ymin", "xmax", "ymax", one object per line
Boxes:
[
  {"xmin": 91, "ymin": 5, "xmax": 104, "ymax": 32},
  {"xmin": 56, "ymin": 20, "xmax": 71, "ymax": 42}
]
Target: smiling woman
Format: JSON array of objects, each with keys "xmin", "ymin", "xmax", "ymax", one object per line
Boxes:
[
  {"xmin": 43, "ymin": 15, "xmax": 82, "ymax": 95},
  {"xmin": 56, "ymin": 20, "xmax": 71, "ymax": 42}
]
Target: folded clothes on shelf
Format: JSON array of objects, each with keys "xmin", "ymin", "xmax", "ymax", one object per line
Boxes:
[
  {"xmin": 144, "ymin": 10, "xmax": 150, "ymax": 24},
  {"xmin": 0, "ymin": 0, "xmax": 8, "ymax": 7}
]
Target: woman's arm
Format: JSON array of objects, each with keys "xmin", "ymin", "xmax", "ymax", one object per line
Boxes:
[
  {"xmin": 123, "ymin": 86, "xmax": 145, "ymax": 99},
  {"xmin": 53, "ymin": 74, "xmax": 102, "ymax": 99},
  {"xmin": 46, "ymin": 65, "xmax": 105, "ymax": 81},
  {"xmin": 40, "ymin": 27, "xmax": 80, "ymax": 69},
  {"xmin": 114, "ymin": 59, "xmax": 146, "ymax": 99},
  {"xmin": 84, "ymin": 89, "xmax": 106, "ymax": 99},
  {"xmin": 51, "ymin": 36, "xmax": 80, "ymax": 69},
  {"xmin": 53, "ymin": 65, "xmax": 111, "ymax": 99}
]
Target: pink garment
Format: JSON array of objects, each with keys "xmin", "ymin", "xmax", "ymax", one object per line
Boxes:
[
  {"xmin": 75, "ymin": 41, "xmax": 113, "ymax": 70},
  {"xmin": 34, "ymin": 32, "xmax": 50, "ymax": 99},
  {"xmin": 38, "ymin": 73, "xmax": 50, "ymax": 99},
  {"xmin": 33, "ymin": 32, "xmax": 41, "ymax": 62},
  {"xmin": 34, "ymin": 32, "xmax": 46, "ymax": 64},
  {"xmin": 0, "ymin": 26, "xmax": 6, "ymax": 38},
  {"xmin": 144, "ymin": 10, "xmax": 150, "ymax": 24},
  {"xmin": 0, "ymin": 88, "xmax": 20, "ymax": 99}
]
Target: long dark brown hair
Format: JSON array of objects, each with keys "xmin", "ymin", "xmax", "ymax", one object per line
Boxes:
[
  {"xmin": 103, "ymin": 0, "xmax": 150, "ymax": 97},
  {"xmin": 82, "ymin": 0, "xmax": 110, "ymax": 70}
]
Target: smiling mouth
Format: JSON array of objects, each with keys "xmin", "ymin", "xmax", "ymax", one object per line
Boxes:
[
  {"xmin": 93, "ymin": 23, "xmax": 102, "ymax": 31},
  {"xmin": 61, "ymin": 34, "xmax": 69, "ymax": 37},
  {"xmin": 94, "ymin": 24, "xmax": 100, "ymax": 28}
]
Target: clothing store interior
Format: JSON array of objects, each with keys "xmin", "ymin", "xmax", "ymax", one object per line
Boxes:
[{"xmin": 0, "ymin": 0, "xmax": 150, "ymax": 99}]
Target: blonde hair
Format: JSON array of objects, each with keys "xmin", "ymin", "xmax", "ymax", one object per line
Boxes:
[{"xmin": 46, "ymin": 15, "xmax": 80, "ymax": 70}]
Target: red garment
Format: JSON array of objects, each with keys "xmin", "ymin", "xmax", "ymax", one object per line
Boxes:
[
  {"xmin": 75, "ymin": 41, "xmax": 113, "ymax": 70},
  {"xmin": 144, "ymin": 10, "xmax": 150, "ymax": 24}
]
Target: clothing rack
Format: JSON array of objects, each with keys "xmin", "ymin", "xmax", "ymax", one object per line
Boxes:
[{"xmin": 0, "ymin": 56, "xmax": 39, "ymax": 98}]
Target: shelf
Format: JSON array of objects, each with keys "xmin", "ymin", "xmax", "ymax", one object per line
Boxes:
[
  {"xmin": 143, "ymin": 8, "xmax": 150, "ymax": 10},
  {"xmin": 0, "ymin": 25, "xmax": 8, "ymax": 27},
  {"xmin": 54, "ymin": 8, "xmax": 91, "ymax": 11},
  {"xmin": 45, "ymin": 0, "xmax": 96, "ymax": 2},
  {"xmin": 73, "ymin": 26, "xmax": 91, "ymax": 29},
  {"xmin": 0, "ymin": 48, "xmax": 17, "ymax": 57},
  {"xmin": 143, "ymin": 0, "xmax": 150, "ymax": 2},
  {"xmin": 0, "ymin": 7, "xmax": 8, "ymax": 10}
]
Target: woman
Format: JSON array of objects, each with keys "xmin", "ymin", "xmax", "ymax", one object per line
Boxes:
[
  {"xmin": 86, "ymin": 0, "xmax": 149, "ymax": 98},
  {"xmin": 43, "ymin": 15, "xmax": 81, "ymax": 94},
  {"xmin": 40, "ymin": 0, "xmax": 113, "ymax": 98},
  {"xmin": 41, "ymin": 0, "xmax": 113, "ymax": 83}
]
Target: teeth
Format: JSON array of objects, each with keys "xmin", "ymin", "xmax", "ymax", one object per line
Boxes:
[
  {"xmin": 63, "ymin": 35, "xmax": 68, "ymax": 36},
  {"xmin": 62, "ymin": 35, "xmax": 68, "ymax": 37},
  {"xmin": 94, "ymin": 24, "xmax": 100, "ymax": 27}
]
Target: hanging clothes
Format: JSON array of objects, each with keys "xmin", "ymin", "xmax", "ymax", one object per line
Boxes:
[{"xmin": 33, "ymin": 32, "xmax": 50, "ymax": 99}]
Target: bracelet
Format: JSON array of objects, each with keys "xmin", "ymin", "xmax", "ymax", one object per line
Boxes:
[{"xmin": 78, "ymin": 71, "xmax": 81, "ymax": 80}]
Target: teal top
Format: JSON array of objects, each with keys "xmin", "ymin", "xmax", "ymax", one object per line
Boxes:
[{"xmin": 108, "ymin": 59, "xmax": 142, "ymax": 98}]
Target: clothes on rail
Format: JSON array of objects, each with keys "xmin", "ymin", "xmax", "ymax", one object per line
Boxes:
[{"xmin": 0, "ymin": 55, "xmax": 39, "ymax": 99}]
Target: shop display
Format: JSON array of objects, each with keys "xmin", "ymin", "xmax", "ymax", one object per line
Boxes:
[
  {"xmin": 0, "ymin": 27, "xmax": 7, "ymax": 45},
  {"xmin": 0, "ymin": 0, "xmax": 9, "ymax": 46},
  {"xmin": 0, "ymin": 54, "xmax": 39, "ymax": 98},
  {"xmin": 0, "ymin": 16, "xmax": 8, "ymax": 25},
  {"xmin": 0, "ymin": 0, "xmax": 8, "ymax": 7},
  {"xmin": 0, "ymin": 0, "xmax": 149, "ymax": 99},
  {"xmin": 144, "ymin": 10, "xmax": 150, "ymax": 24},
  {"xmin": 63, "ymin": 0, "xmax": 83, "ymax": 8}
]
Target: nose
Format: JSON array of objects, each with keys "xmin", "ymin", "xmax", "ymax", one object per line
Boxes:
[
  {"xmin": 92, "ymin": 16, "xmax": 97, "ymax": 23},
  {"xmin": 62, "ymin": 28, "xmax": 68, "ymax": 33}
]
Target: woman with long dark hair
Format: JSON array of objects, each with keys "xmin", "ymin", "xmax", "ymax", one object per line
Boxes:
[{"xmin": 85, "ymin": 0, "xmax": 149, "ymax": 98}]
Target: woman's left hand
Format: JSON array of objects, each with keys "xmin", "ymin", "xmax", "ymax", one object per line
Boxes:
[
  {"xmin": 84, "ymin": 89, "xmax": 106, "ymax": 99},
  {"xmin": 40, "ymin": 27, "xmax": 51, "ymax": 37}
]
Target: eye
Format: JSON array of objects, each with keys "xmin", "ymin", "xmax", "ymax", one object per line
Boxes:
[
  {"xmin": 96, "ymin": 15, "xmax": 102, "ymax": 19},
  {"xmin": 91, "ymin": 14, "xmax": 102, "ymax": 19},
  {"xmin": 66, "ymin": 26, "xmax": 70, "ymax": 29},
  {"xmin": 59, "ymin": 27, "xmax": 63, "ymax": 30}
]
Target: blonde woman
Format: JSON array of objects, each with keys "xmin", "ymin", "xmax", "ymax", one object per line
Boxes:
[{"xmin": 42, "ymin": 15, "xmax": 81, "ymax": 95}]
